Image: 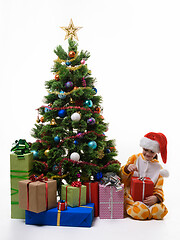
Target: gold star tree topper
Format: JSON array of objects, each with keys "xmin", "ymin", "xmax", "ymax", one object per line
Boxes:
[{"xmin": 60, "ymin": 19, "xmax": 82, "ymax": 41}]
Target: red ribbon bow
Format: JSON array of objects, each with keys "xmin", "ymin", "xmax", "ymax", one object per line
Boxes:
[
  {"xmin": 71, "ymin": 181, "xmax": 82, "ymax": 187},
  {"xmin": 29, "ymin": 174, "xmax": 48, "ymax": 182}
]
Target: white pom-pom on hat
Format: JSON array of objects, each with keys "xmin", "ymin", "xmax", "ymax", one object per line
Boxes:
[{"xmin": 160, "ymin": 169, "xmax": 169, "ymax": 178}]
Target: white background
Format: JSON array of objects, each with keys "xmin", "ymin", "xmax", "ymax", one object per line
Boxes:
[{"xmin": 1, "ymin": 0, "xmax": 180, "ymax": 239}]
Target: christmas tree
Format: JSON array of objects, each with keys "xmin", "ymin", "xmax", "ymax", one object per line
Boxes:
[{"xmin": 30, "ymin": 20, "xmax": 120, "ymax": 195}]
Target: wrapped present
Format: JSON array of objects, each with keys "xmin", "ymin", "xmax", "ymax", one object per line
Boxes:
[
  {"xmin": 99, "ymin": 184, "xmax": 124, "ymax": 219},
  {"xmin": 130, "ymin": 176, "xmax": 154, "ymax": 202},
  {"xmin": 19, "ymin": 174, "xmax": 57, "ymax": 213},
  {"xmin": 83, "ymin": 182, "xmax": 99, "ymax": 217},
  {"xmin": 10, "ymin": 140, "xmax": 33, "ymax": 219},
  {"xmin": 58, "ymin": 200, "xmax": 67, "ymax": 211},
  {"xmin": 25, "ymin": 203, "xmax": 94, "ymax": 227},
  {"xmin": 61, "ymin": 182, "xmax": 86, "ymax": 207}
]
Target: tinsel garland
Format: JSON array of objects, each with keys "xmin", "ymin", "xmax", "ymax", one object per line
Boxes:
[
  {"xmin": 57, "ymin": 130, "xmax": 105, "ymax": 148},
  {"xmin": 54, "ymin": 52, "xmax": 79, "ymax": 64},
  {"xmin": 59, "ymin": 158, "xmax": 120, "ymax": 171},
  {"xmin": 47, "ymin": 86, "xmax": 91, "ymax": 96},
  {"xmin": 37, "ymin": 105, "xmax": 100, "ymax": 114}
]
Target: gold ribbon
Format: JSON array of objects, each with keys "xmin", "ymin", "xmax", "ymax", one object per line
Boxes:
[{"xmin": 57, "ymin": 210, "xmax": 61, "ymax": 226}]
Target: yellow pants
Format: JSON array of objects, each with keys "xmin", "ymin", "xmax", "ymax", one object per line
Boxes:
[{"xmin": 126, "ymin": 201, "xmax": 168, "ymax": 220}]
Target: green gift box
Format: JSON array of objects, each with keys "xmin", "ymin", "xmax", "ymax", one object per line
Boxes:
[
  {"xmin": 61, "ymin": 184, "xmax": 86, "ymax": 207},
  {"xmin": 10, "ymin": 152, "xmax": 33, "ymax": 219}
]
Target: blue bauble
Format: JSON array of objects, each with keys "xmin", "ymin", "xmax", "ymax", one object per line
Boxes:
[
  {"xmin": 44, "ymin": 107, "xmax": 51, "ymax": 113},
  {"xmin": 54, "ymin": 136, "xmax": 60, "ymax": 143},
  {"xmin": 74, "ymin": 140, "xmax": 79, "ymax": 145},
  {"xmin": 93, "ymin": 88, "xmax": 97, "ymax": 94},
  {"xmin": 88, "ymin": 141, "xmax": 97, "ymax": 149},
  {"xmin": 31, "ymin": 150, "xmax": 38, "ymax": 159},
  {"xmin": 58, "ymin": 91, "xmax": 66, "ymax": 99},
  {"xmin": 66, "ymin": 61, "xmax": 71, "ymax": 66},
  {"xmin": 58, "ymin": 109, "xmax": 67, "ymax": 118},
  {"xmin": 105, "ymin": 149, "xmax": 111, "ymax": 153},
  {"xmin": 95, "ymin": 172, "xmax": 103, "ymax": 180},
  {"xmin": 84, "ymin": 100, "xmax": 93, "ymax": 108}
]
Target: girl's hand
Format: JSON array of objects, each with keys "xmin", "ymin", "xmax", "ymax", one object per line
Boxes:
[
  {"xmin": 127, "ymin": 164, "xmax": 138, "ymax": 172},
  {"xmin": 143, "ymin": 195, "xmax": 158, "ymax": 206}
]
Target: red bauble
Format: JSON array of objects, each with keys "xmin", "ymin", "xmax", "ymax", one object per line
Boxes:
[
  {"xmin": 68, "ymin": 51, "xmax": 76, "ymax": 58},
  {"xmin": 55, "ymin": 74, "xmax": 59, "ymax": 81}
]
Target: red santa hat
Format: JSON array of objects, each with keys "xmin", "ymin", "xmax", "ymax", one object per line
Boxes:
[{"xmin": 140, "ymin": 132, "xmax": 167, "ymax": 164}]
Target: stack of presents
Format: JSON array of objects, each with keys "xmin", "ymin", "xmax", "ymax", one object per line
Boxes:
[{"xmin": 10, "ymin": 140, "xmax": 154, "ymax": 227}]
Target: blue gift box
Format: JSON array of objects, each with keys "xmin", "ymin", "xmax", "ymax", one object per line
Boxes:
[{"xmin": 25, "ymin": 203, "xmax": 94, "ymax": 227}]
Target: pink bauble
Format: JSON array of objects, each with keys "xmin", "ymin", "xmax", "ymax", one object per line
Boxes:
[{"xmin": 81, "ymin": 59, "xmax": 85, "ymax": 65}]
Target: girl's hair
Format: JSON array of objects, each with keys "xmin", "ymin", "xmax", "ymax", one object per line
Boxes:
[{"xmin": 154, "ymin": 154, "xmax": 158, "ymax": 160}]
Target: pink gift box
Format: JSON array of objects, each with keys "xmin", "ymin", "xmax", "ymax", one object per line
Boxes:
[{"xmin": 99, "ymin": 184, "xmax": 124, "ymax": 219}]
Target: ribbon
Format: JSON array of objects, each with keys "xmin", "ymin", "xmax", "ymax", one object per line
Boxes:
[
  {"xmin": 71, "ymin": 181, "xmax": 82, "ymax": 187},
  {"xmin": 10, "ymin": 170, "xmax": 29, "ymax": 205},
  {"xmin": 57, "ymin": 210, "xmax": 61, "ymax": 226},
  {"xmin": 11, "ymin": 139, "xmax": 30, "ymax": 159},
  {"xmin": 27, "ymin": 174, "xmax": 48, "ymax": 211},
  {"xmin": 138, "ymin": 177, "xmax": 151, "ymax": 201}
]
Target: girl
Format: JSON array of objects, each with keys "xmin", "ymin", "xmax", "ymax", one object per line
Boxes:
[{"xmin": 121, "ymin": 132, "xmax": 168, "ymax": 220}]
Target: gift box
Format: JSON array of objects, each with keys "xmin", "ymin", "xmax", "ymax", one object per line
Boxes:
[
  {"xmin": 58, "ymin": 200, "xmax": 67, "ymax": 211},
  {"xmin": 10, "ymin": 152, "xmax": 33, "ymax": 219},
  {"xmin": 130, "ymin": 176, "xmax": 154, "ymax": 202},
  {"xmin": 25, "ymin": 203, "xmax": 94, "ymax": 227},
  {"xmin": 83, "ymin": 182, "xmax": 99, "ymax": 217},
  {"xmin": 99, "ymin": 184, "xmax": 124, "ymax": 219},
  {"xmin": 19, "ymin": 177, "xmax": 57, "ymax": 213},
  {"xmin": 61, "ymin": 184, "xmax": 86, "ymax": 207}
]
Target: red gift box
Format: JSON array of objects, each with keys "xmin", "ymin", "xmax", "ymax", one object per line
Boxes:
[
  {"xmin": 58, "ymin": 201, "xmax": 67, "ymax": 211},
  {"xmin": 130, "ymin": 177, "xmax": 154, "ymax": 202},
  {"xmin": 83, "ymin": 182, "xmax": 99, "ymax": 217}
]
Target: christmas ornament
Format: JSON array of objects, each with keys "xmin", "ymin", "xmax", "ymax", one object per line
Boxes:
[
  {"xmin": 36, "ymin": 117, "xmax": 40, "ymax": 123},
  {"xmin": 69, "ymin": 51, "xmax": 76, "ymax": 58},
  {"xmin": 77, "ymin": 173, "xmax": 81, "ymax": 178},
  {"xmin": 65, "ymin": 81, "xmax": 73, "ymax": 88},
  {"xmin": 84, "ymin": 100, "xmax": 93, "ymax": 107},
  {"xmin": 95, "ymin": 107, "xmax": 101, "ymax": 113},
  {"xmin": 105, "ymin": 149, "xmax": 111, "ymax": 153},
  {"xmin": 55, "ymin": 74, "xmax": 59, "ymax": 81},
  {"xmin": 71, "ymin": 112, "xmax": 81, "ymax": 122},
  {"xmin": 60, "ymin": 18, "xmax": 82, "ymax": 41},
  {"xmin": 40, "ymin": 116, "xmax": 44, "ymax": 122},
  {"xmin": 77, "ymin": 133, "xmax": 83, "ymax": 138},
  {"xmin": 93, "ymin": 88, "xmax": 97, "ymax": 94},
  {"xmin": 58, "ymin": 91, "xmax": 66, "ymax": 99},
  {"xmin": 70, "ymin": 152, "xmax": 80, "ymax": 161},
  {"xmin": 58, "ymin": 109, "xmax": 67, "ymax": 118},
  {"xmin": 94, "ymin": 172, "xmax": 103, "ymax": 180},
  {"xmin": 97, "ymin": 149, "xmax": 105, "ymax": 159},
  {"xmin": 54, "ymin": 136, "xmax": 60, "ymax": 143},
  {"xmin": 50, "ymin": 118, "xmax": 57, "ymax": 125},
  {"xmin": 44, "ymin": 107, "xmax": 50, "ymax": 113},
  {"xmin": 69, "ymin": 98, "xmax": 74, "ymax": 104},
  {"xmin": 87, "ymin": 117, "xmax": 96, "ymax": 125},
  {"xmin": 31, "ymin": 150, "xmax": 38, "ymax": 159},
  {"xmin": 65, "ymin": 61, "xmax": 71, "ymax": 66},
  {"xmin": 44, "ymin": 149, "xmax": 50, "ymax": 156},
  {"xmin": 88, "ymin": 141, "xmax": 97, "ymax": 149},
  {"xmin": 74, "ymin": 140, "xmax": 79, "ymax": 145},
  {"xmin": 81, "ymin": 59, "xmax": 85, "ymax": 65},
  {"xmin": 53, "ymin": 165, "xmax": 59, "ymax": 172}
]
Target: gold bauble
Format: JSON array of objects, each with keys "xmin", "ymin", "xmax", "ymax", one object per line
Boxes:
[
  {"xmin": 50, "ymin": 118, "xmax": 57, "ymax": 125},
  {"xmin": 44, "ymin": 149, "xmax": 50, "ymax": 156}
]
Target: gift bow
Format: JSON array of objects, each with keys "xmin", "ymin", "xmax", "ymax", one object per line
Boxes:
[
  {"xmin": 29, "ymin": 174, "xmax": 48, "ymax": 182},
  {"xmin": 71, "ymin": 181, "xmax": 82, "ymax": 187}
]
